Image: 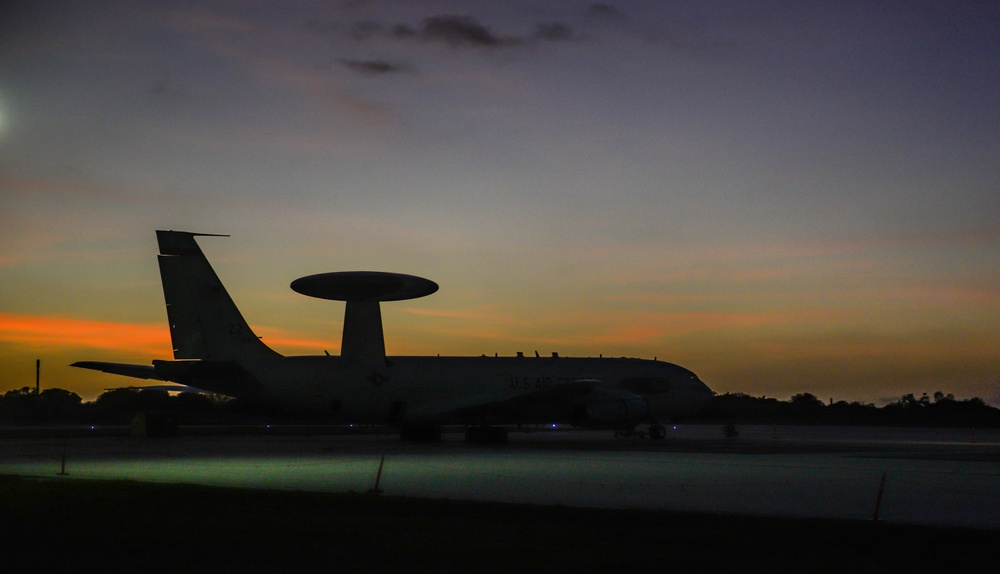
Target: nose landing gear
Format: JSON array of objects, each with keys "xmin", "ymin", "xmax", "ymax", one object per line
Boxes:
[
  {"xmin": 465, "ymin": 426, "xmax": 509, "ymax": 444},
  {"xmin": 648, "ymin": 424, "xmax": 667, "ymax": 440}
]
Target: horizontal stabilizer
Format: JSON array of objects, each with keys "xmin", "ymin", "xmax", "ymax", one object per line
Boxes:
[
  {"xmin": 71, "ymin": 361, "xmax": 161, "ymax": 380},
  {"xmin": 73, "ymin": 360, "xmax": 261, "ymax": 399},
  {"xmin": 151, "ymin": 359, "xmax": 262, "ymax": 396},
  {"xmin": 105, "ymin": 384, "xmax": 210, "ymax": 394}
]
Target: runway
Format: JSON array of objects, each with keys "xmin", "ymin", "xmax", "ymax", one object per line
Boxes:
[{"xmin": 2, "ymin": 425, "xmax": 998, "ymax": 529}]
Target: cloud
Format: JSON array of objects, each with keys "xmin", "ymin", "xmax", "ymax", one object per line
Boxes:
[
  {"xmin": 309, "ymin": 13, "xmax": 578, "ymax": 52},
  {"xmin": 251, "ymin": 326, "xmax": 338, "ymax": 355},
  {"xmin": 337, "ymin": 58, "xmax": 403, "ymax": 75},
  {"xmin": 300, "ymin": 11, "xmax": 582, "ymax": 80},
  {"xmin": 531, "ymin": 22, "xmax": 577, "ymax": 42},
  {"xmin": 398, "ymin": 15, "xmax": 508, "ymax": 47},
  {"xmin": 399, "ymin": 14, "xmax": 579, "ymax": 48},
  {"xmin": 586, "ymin": 4, "xmax": 627, "ymax": 22}
]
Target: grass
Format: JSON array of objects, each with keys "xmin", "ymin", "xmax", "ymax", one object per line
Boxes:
[{"xmin": 1, "ymin": 474, "xmax": 995, "ymax": 573}]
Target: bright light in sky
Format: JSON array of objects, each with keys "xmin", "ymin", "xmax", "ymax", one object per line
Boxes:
[{"xmin": 1, "ymin": 1, "xmax": 998, "ymax": 405}]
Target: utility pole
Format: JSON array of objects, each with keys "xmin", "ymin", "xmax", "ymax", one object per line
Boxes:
[{"xmin": 35, "ymin": 358, "xmax": 40, "ymax": 394}]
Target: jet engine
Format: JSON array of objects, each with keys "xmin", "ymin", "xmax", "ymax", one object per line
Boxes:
[{"xmin": 570, "ymin": 387, "xmax": 649, "ymax": 428}]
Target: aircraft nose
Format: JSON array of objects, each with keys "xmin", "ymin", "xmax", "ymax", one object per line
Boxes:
[{"xmin": 691, "ymin": 380, "xmax": 715, "ymax": 411}]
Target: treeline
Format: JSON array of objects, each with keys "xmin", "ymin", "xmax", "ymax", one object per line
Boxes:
[
  {"xmin": 0, "ymin": 387, "xmax": 269, "ymax": 426},
  {"xmin": 2, "ymin": 386, "xmax": 999, "ymax": 427},
  {"xmin": 701, "ymin": 391, "xmax": 1000, "ymax": 427}
]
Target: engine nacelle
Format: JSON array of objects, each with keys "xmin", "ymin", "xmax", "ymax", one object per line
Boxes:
[{"xmin": 571, "ymin": 388, "xmax": 649, "ymax": 429}]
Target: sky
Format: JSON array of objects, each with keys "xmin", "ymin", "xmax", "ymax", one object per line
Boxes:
[{"xmin": 1, "ymin": 1, "xmax": 998, "ymax": 405}]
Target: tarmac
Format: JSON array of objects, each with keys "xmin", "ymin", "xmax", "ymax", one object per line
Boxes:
[{"xmin": 2, "ymin": 424, "xmax": 998, "ymax": 529}]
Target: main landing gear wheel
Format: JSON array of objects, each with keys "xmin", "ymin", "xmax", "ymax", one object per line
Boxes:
[
  {"xmin": 648, "ymin": 424, "xmax": 667, "ymax": 440},
  {"xmin": 465, "ymin": 426, "xmax": 509, "ymax": 444},
  {"xmin": 399, "ymin": 424, "xmax": 442, "ymax": 442}
]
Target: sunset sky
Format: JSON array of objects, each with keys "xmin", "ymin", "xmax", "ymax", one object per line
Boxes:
[{"xmin": 2, "ymin": 1, "xmax": 998, "ymax": 405}]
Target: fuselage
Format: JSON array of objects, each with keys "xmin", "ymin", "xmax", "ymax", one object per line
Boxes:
[{"xmin": 185, "ymin": 353, "xmax": 714, "ymax": 428}]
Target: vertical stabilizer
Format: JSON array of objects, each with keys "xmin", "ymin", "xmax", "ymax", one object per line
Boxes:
[{"xmin": 156, "ymin": 230, "xmax": 280, "ymax": 363}]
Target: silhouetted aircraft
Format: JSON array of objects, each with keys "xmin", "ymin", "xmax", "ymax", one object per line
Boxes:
[{"xmin": 74, "ymin": 231, "xmax": 714, "ymax": 442}]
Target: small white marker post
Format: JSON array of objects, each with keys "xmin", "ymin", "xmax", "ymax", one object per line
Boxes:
[
  {"xmin": 57, "ymin": 448, "xmax": 69, "ymax": 476},
  {"xmin": 368, "ymin": 454, "xmax": 385, "ymax": 494},
  {"xmin": 872, "ymin": 472, "xmax": 887, "ymax": 522}
]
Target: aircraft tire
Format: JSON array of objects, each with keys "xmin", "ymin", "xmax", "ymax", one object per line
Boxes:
[
  {"xmin": 649, "ymin": 424, "xmax": 667, "ymax": 440},
  {"xmin": 400, "ymin": 424, "xmax": 442, "ymax": 442},
  {"xmin": 488, "ymin": 426, "xmax": 508, "ymax": 443}
]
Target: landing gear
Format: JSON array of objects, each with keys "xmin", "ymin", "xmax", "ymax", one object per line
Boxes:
[
  {"xmin": 399, "ymin": 424, "xmax": 442, "ymax": 442},
  {"xmin": 648, "ymin": 424, "xmax": 667, "ymax": 440},
  {"xmin": 465, "ymin": 426, "xmax": 509, "ymax": 444},
  {"xmin": 615, "ymin": 424, "xmax": 668, "ymax": 439}
]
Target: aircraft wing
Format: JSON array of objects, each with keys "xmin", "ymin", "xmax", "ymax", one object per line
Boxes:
[
  {"xmin": 415, "ymin": 380, "xmax": 601, "ymax": 424},
  {"xmin": 72, "ymin": 361, "xmax": 162, "ymax": 380},
  {"xmin": 72, "ymin": 359, "xmax": 261, "ymax": 397},
  {"xmin": 418, "ymin": 379, "xmax": 650, "ymax": 429},
  {"xmin": 71, "ymin": 361, "xmax": 209, "ymax": 393}
]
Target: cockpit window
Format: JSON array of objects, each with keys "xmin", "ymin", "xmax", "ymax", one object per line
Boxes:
[{"xmin": 678, "ymin": 367, "xmax": 701, "ymax": 382}]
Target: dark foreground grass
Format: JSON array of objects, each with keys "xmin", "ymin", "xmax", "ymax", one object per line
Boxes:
[{"xmin": 1, "ymin": 474, "xmax": 995, "ymax": 573}]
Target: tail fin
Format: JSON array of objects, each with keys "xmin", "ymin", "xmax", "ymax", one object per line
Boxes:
[{"xmin": 156, "ymin": 230, "xmax": 281, "ymax": 364}]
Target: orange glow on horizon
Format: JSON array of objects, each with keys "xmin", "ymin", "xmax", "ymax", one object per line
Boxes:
[
  {"xmin": 0, "ymin": 313, "xmax": 344, "ymax": 358},
  {"xmin": 0, "ymin": 313, "xmax": 170, "ymax": 355},
  {"xmin": 253, "ymin": 327, "xmax": 339, "ymax": 355}
]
